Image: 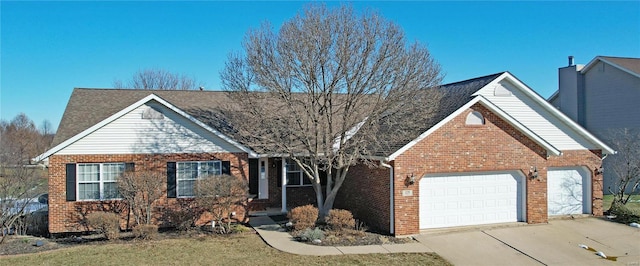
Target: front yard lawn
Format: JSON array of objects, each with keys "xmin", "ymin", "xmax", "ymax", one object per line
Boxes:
[
  {"xmin": 1, "ymin": 233, "xmax": 451, "ymax": 266},
  {"xmin": 603, "ymin": 194, "xmax": 640, "ymax": 213}
]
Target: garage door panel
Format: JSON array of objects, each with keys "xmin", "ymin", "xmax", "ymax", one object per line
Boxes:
[
  {"xmin": 547, "ymin": 168, "xmax": 591, "ymax": 216},
  {"xmin": 420, "ymin": 171, "xmax": 525, "ymax": 229}
]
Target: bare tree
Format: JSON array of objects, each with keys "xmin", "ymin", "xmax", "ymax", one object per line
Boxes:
[
  {"xmin": 113, "ymin": 68, "xmax": 204, "ymax": 90},
  {"xmin": 39, "ymin": 120, "xmax": 54, "ymax": 150},
  {"xmin": 219, "ymin": 4, "xmax": 442, "ymax": 219},
  {"xmin": 0, "ymin": 114, "xmax": 47, "ymax": 244},
  {"xmin": 117, "ymin": 170, "xmax": 164, "ymax": 227},
  {"xmin": 194, "ymin": 174, "xmax": 248, "ymax": 234},
  {"xmin": 607, "ymin": 128, "xmax": 640, "ymax": 206}
]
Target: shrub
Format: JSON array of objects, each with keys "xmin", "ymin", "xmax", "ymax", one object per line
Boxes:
[
  {"xmin": 298, "ymin": 227, "xmax": 324, "ymax": 242},
  {"xmin": 287, "ymin": 205, "xmax": 318, "ymax": 231},
  {"xmin": 162, "ymin": 201, "xmax": 203, "ymax": 231},
  {"xmin": 230, "ymin": 223, "xmax": 252, "ymax": 233},
  {"xmin": 194, "ymin": 174, "xmax": 248, "ymax": 234},
  {"xmin": 25, "ymin": 210, "xmax": 48, "ymax": 236},
  {"xmin": 326, "ymin": 209, "xmax": 355, "ymax": 230},
  {"xmin": 133, "ymin": 224, "xmax": 158, "ymax": 240},
  {"xmin": 86, "ymin": 212, "xmax": 121, "ymax": 240},
  {"xmin": 610, "ymin": 201, "xmax": 640, "ymax": 224}
]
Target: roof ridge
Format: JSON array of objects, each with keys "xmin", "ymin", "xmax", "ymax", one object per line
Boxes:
[
  {"xmin": 440, "ymin": 72, "xmax": 505, "ymax": 87},
  {"xmin": 597, "ymin": 55, "xmax": 640, "ymax": 60}
]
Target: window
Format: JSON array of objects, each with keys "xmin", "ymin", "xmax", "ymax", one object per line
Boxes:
[
  {"xmin": 286, "ymin": 159, "xmax": 312, "ymax": 186},
  {"xmin": 465, "ymin": 111, "xmax": 485, "ymax": 126},
  {"xmin": 77, "ymin": 163, "xmax": 125, "ymax": 200},
  {"xmin": 176, "ymin": 161, "xmax": 221, "ymax": 197}
]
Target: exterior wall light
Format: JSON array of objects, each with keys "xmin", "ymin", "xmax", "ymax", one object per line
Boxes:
[
  {"xmin": 405, "ymin": 173, "xmax": 416, "ymax": 186},
  {"xmin": 529, "ymin": 166, "xmax": 538, "ymax": 179},
  {"xmin": 595, "ymin": 166, "xmax": 604, "ymax": 175}
]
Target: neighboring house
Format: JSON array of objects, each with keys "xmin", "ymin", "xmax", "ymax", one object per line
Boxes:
[
  {"xmin": 548, "ymin": 56, "xmax": 640, "ymax": 194},
  {"xmin": 38, "ymin": 71, "xmax": 613, "ymax": 236}
]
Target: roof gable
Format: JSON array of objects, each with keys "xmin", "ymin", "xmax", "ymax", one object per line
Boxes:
[
  {"xmin": 386, "ymin": 72, "xmax": 615, "ymax": 159},
  {"xmin": 37, "ymin": 93, "xmax": 256, "ymax": 160},
  {"xmin": 582, "ymin": 56, "xmax": 640, "ymax": 79}
]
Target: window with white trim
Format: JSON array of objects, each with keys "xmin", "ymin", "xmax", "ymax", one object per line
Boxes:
[
  {"xmin": 286, "ymin": 159, "xmax": 312, "ymax": 186},
  {"xmin": 77, "ymin": 163, "xmax": 125, "ymax": 200},
  {"xmin": 177, "ymin": 161, "xmax": 222, "ymax": 197}
]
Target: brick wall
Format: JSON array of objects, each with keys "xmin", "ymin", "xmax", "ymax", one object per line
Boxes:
[
  {"xmin": 335, "ymin": 163, "xmax": 391, "ymax": 233},
  {"xmin": 48, "ymin": 152, "xmax": 249, "ymax": 234},
  {"xmin": 390, "ymin": 104, "xmax": 603, "ymax": 236}
]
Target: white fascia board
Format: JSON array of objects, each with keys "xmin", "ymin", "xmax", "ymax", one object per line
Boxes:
[
  {"xmin": 481, "ymin": 72, "xmax": 615, "ymax": 155},
  {"xmin": 582, "ymin": 57, "xmax": 640, "ymax": 79},
  {"xmin": 35, "ymin": 94, "xmax": 257, "ymax": 161},
  {"xmin": 387, "ymin": 96, "xmax": 561, "ymax": 161}
]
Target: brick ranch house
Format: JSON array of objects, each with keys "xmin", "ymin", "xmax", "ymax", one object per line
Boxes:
[{"xmin": 37, "ymin": 72, "xmax": 614, "ymax": 236}]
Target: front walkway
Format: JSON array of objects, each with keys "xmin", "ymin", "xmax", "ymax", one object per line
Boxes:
[{"xmin": 248, "ymin": 216, "xmax": 433, "ymax": 255}]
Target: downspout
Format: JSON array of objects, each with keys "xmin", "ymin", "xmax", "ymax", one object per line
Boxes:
[
  {"xmin": 281, "ymin": 157, "xmax": 287, "ymax": 213},
  {"xmin": 379, "ymin": 159, "xmax": 394, "ymax": 235}
]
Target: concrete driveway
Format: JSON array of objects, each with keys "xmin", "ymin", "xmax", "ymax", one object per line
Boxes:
[{"xmin": 415, "ymin": 218, "xmax": 640, "ymax": 266}]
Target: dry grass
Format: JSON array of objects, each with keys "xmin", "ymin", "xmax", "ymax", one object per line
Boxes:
[{"xmin": 1, "ymin": 234, "xmax": 451, "ymax": 266}]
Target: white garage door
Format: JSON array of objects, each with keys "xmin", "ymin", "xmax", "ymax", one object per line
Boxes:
[
  {"xmin": 420, "ymin": 171, "xmax": 526, "ymax": 229},
  {"xmin": 547, "ymin": 167, "xmax": 591, "ymax": 216}
]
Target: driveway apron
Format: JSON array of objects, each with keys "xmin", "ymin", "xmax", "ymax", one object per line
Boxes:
[{"xmin": 416, "ymin": 218, "xmax": 640, "ymax": 266}]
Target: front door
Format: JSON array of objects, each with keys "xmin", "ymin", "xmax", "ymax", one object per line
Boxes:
[{"xmin": 258, "ymin": 158, "xmax": 269, "ymax": 199}]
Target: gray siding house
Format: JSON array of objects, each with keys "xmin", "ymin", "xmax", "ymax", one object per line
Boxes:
[{"xmin": 549, "ymin": 56, "xmax": 640, "ymax": 194}]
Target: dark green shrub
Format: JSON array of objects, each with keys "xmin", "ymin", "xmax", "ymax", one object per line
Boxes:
[{"xmin": 610, "ymin": 201, "xmax": 640, "ymax": 224}]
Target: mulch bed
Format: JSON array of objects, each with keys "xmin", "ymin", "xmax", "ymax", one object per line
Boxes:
[{"xmin": 267, "ymin": 214, "xmax": 413, "ymax": 246}]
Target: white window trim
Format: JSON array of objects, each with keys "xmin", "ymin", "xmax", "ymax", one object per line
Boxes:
[
  {"xmin": 176, "ymin": 160, "xmax": 222, "ymax": 198},
  {"xmin": 285, "ymin": 159, "xmax": 312, "ymax": 187},
  {"xmin": 76, "ymin": 163, "xmax": 125, "ymax": 201}
]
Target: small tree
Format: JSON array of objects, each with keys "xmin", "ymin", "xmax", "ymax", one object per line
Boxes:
[
  {"xmin": 194, "ymin": 174, "xmax": 248, "ymax": 234},
  {"xmin": 113, "ymin": 68, "xmax": 204, "ymax": 90},
  {"xmin": 117, "ymin": 170, "xmax": 164, "ymax": 227},
  {"xmin": 607, "ymin": 128, "xmax": 640, "ymax": 206}
]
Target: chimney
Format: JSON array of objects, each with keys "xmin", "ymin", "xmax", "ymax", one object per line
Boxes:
[{"xmin": 568, "ymin": 56, "xmax": 574, "ymax": 66}]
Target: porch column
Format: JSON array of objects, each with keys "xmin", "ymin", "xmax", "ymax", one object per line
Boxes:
[{"xmin": 281, "ymin": 156, "xmax": 287, "ymax": 213}]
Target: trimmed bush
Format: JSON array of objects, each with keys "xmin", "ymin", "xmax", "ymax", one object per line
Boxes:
[
  {"xmin": 133, "ymin": 224, "xmax": 159, "ymax": 240},
  {"xmin": 86, "ymin": 212, "xmax": 121, "ymax": 240},
  {"xmin": 298, "ymin": 227, "xmax": 324, "ymax": 242},
  {"xmin": 326, "ymin": 209, "xmax": 355, "ymax": 230},
  {"xmin": 287, "ymin": 205, "xmax": 318, "ymax": 231}
]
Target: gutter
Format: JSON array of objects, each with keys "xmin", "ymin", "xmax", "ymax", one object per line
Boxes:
[{"xmin": 379, "ymin": 159, "xmax": 394, "ymax": 235}]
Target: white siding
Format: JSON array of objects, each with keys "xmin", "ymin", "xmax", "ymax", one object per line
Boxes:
[
  {"xmin": 58, "ymin": 101, "xmax": 243, "ymax": 155},
  {"xmin": 478, "ymin": 80, "xmax": 598, "ymax": 151}
]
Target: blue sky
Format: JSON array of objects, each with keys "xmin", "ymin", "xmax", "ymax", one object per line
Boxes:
[{"xmin": 2, "ymin": 1, "xmax": 639, "ymax": 131}]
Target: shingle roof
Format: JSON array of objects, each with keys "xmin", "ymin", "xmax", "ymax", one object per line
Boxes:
[
  {"xmin": 371, "ymin": 72, "xmax": 503, "ymax": 156},
  {"xmin": 51, "ymin": 89, "xmax": 230, "ymax": 147},
  {"xmin": 600, "ymin": 56, "xmax": 640, "ymax": 76},
  {"xmin": 52, "ymin": 73, "xmax": 503, "ymax": 157}
]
